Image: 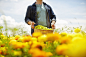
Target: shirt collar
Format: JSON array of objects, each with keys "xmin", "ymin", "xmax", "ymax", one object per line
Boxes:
[{"xmin": 36, "ymin": 3, "xmax": 45, "ymax": 10}]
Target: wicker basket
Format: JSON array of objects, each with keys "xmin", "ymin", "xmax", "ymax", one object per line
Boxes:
[{"xmin": 34, "ymin": 29, "xmax": 53, "ymax": 34}]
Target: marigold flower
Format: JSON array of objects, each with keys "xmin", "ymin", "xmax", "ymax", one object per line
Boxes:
[
  {"xmin": 72, "ymin": 37, "xmax": 83, "ymax": 42},
  {"xmin": 47, "ymin": 32, "xmax": 61, "ymax": 41},
  {"xmin": 22, "ymin": 36, "xmax": 32, "ymax": 42},
  {"xmin": 32, "ymin": 32, "xmax": 42, "ymax": 38},
  {"xmin": 18, "ymin": 37, "xmax": 23, "ymax": 42},
  {"xmin": 56, "ymin": 44, "xmax": 68, "ymax": 55},
  {"xmin": 73, "ymin": 33, "xmax": 83, "ymax": 38},
  {"xmin": 0, "ymin": 35, "xmax": 6, "ymax": 38},
  {"xmin": 66, "ymin": 38, "xmax": 86, "ymax": 57},
  {"xmin": 60, "ymin": 32, "xmax": 67, "ymax": 37},
  {"xmin": 13, "ymin": 42, "xmax": 25, "ymax": 49},
  {"xmin": 59, "ymin": 36, "xmax": 71, "ymax": 44},
  {"xmin": 31, "ymin": 37, "xmax": 37, "ymax": 42},
  {"xmin": 9, "ymin": 40, "xmax": 17, "ymax": 45},
  {"xmin": 67, "ymin": 33, "xmax": 74, "ymax": 39},
  {"xmin": 46, "ymin": 52, "xmax": 53, "ymax": 56},
  {"xmin": 38, "ymin": 34, "xmax": 47, "ymax": 42},
  {"xmin": 31, "ymin": 42, "xmax": 45, "ymax": 50},
  {"xmin": 0, "ymin": 50, "xmax": 2, "ymax": 54},
  {"xmin": 15, "ymin": 35, "xmax": 21, "ymax": 40},
  {"xmin": 0, "ymin": 47, "xmax": 7, "ymax": 55},
  {"xmin": 74, "ymin": 28, "xmax": 81, "ymax": 33},
  {"xmin": 29, "ymin": 48, "xmax": 53, "ymax": 57}
]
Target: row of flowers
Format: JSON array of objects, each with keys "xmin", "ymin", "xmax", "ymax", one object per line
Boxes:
[{"xmin": 0, "ymin": 28, "xmax": 86, "ymax": 57}]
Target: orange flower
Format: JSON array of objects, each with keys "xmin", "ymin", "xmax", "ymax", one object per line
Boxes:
[
  {"xmin": 59, "ymin": 36, "xmax": 71, "ymax": 44},
  {"xmin": 29, "ymin": 48, "xmax": 53, "ymax": 57},
  {"xmin": 32, "ymin": 32, "xmax": 42, "ymax": 38},
  {"xmin": 31, "ymin": 42, "xmax": 45, "ymax": 50},
  {"xmin": 29, "ymin": 48, "xmax": 42, "ymax": 55},
  {"xmin": 10, "ymin": 42, "xmax": 26, "ymax": 49},
  {"xmin": 46, "ymin": 52, "xmax": 53, "ymax": 56},
  {"xmin": 47, "ymin": 32, "xmax": 61, "ymax": 41},
  {"xmin": 0, "ymin": 50, "xmax": 2, "ymax": 54},
  {"xmin": 16, "ymin": 42, "xmax": 24, "ymax": 49},
  {"xmin": 56, "ymin": 44, "xmax": 68, "ymax": 55},
  {"xmin": 22, "ymin": 36, "xmax": 32, "ymax": 42}
]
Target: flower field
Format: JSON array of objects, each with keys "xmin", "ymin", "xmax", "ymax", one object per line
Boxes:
[{"xmin": 0, "ymin": 26, "xmax": 86, "ymax": 57}]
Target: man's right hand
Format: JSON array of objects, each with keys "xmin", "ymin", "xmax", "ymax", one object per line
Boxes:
[
  {"xmin": 51, "ymin": 20, "xmax": 55, "ymax": 29},
  {"xmin": 28, "ymin": 21, "xmax": 36, "ymax": 29}
]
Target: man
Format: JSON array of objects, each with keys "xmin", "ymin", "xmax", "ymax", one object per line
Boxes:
[{"xmin": 25, "ymin": 0, "xmax": 56, "ymax": 34}]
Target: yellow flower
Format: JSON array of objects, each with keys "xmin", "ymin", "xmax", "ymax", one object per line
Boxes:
[
  {"xmin": 0, "ymin": 47, "xmax": 7, "ymax": 55},
  {"xmin": 13, "ymin": 42, "xmax": 25, "ymax": 49},
  {"xmin": 23, "ymin": 42, "xmax": 29, "ymax": 47},
  {"xmin": 31, "ymin": 37, "xmax": 37, "ymax": 42},
  {"xmin": 15, "ymin": 35, "xmax": 20, "ymax": 40},
  {"xmin": 22, "ymin": 36, "xmax": 32, "ymax": 42},
  {"xmin": 31, "ymin": 42, "xmax": 45, "ymax": 50},
  {"xmin": 13, "ymin": 51, "xmax": 22, "ymax": 56},
  {"xmin": 3, "ymin": 37, "xmax": 7, "ymax": 40},
  {"xmin": 47, "ymin": 32, "xmax": 61, "ymax": 41},
  {"xmin": 9, "ymin": 37, "xmax": 15, "ymax": 40},
  {"xmin": 46, "ymin": 52, "xmax": 53, "ymax": 56},
  {"xmin": 60, "ymin": 32, "xmax": 67, "ymax": 37},
  {"xmin": 32, "ymin": 32, "xmax": 42, "ymax": 38},
  {"xmin": 10, "ymin": 41, "xmax": 27, "ymax": 49},
  {"xmin": 73, "ymin": 33, "xmax": 83, "ymax": 38},
  {"xmin": 74, "ymin": 28, "xmax": 81, "ymax": 33},
  {"xmin": 59, "ymin": 36, "xmax": 71, "ymax": 44},
  {"xmin": 1, "ymin": 35, "xmax": 6, "ymax": 38},
  {"xmin": 56, "ymin": 44, "xmax": 68, "ymax": 55},
  {"xmin": 67, "ymin": 33, "xmax": 74, "ymax": 39},
  {"xmin": 18, "ymin": 37, "xmax": 23, "ymax": 42},
  {"xmin": 38, "ymin": 34, "xmax": 47, "ymax": 42},
  {"xmin": 72, "ymin": 37, "xmax": 83, "ymax": 42},
  {"xmin": 66, "ymin": 38, "xmax": 86, "ymax": 57},
  {"xmin": 9, "ymin": 40, "xmax": 17, "ymax": 45}
]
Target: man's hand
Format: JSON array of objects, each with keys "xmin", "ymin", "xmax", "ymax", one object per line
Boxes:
[
  {"xmin": 28, "ymin": 21, "xmax": 36, "ymax": 29},
  {"xmin": 51, "ymin": 21, "xmax": 55, "ymax": 29}
]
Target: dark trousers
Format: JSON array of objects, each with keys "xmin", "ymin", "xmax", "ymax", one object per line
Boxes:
[
  {"xmin": 31, "ymin": 24, "xmax": 37, "ymax": 34},
  {"xmin": 31, "ymin": 28, "xmax": 34, "ymax": 34}
]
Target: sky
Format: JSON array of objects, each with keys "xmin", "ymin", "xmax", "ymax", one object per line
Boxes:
[{"xmin": 0, "ymin": 0, "xmax": 86, "ymax": 31}]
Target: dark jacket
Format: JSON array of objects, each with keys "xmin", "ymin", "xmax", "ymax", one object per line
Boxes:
[{"xmin": 25, "ymin": 2, "xmax": 56, "ymax": 34}]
